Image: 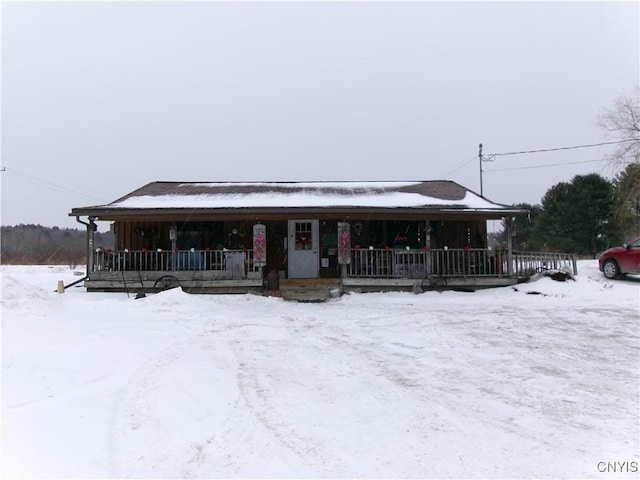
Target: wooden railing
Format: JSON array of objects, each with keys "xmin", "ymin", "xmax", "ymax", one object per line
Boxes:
[
  {"xmin": 347, "ymin": 248, "xmax": 508, "ymax": 278},
  {"xmin": 429, "ymin": 248, "xmax": 508, "ymax": 277},
  {"xmin": 512, "ymin": 251, "xmax": 577, "ymax": 278},
  {"xmin": 92, "ymin": 248, "xmax": 577, "ymax": 280},
  {"xmin": 93, "ymin": 249, "xmax": 259, "ymax": 274},
  {"xmin": 346, "ymin": 248, "xmax": 576, "ymax": 278}
]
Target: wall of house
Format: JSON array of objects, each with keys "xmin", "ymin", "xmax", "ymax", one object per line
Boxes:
[
  {"xmin": 115, "ymin": 222, "xmax": 170, "ymax": 250},
  {"xmin": 343, "ymin": 219, "xmax": 487, "ymax": 250},
  {"xmin": 116, "ymin": 221, "xmax": 263, "ymax": 251},
  {"xmin": 429, "ymin": 220, "xmax": 486, "ymax": 249},
  {"xmin": 319, "ymin": 220, "xmax": 340, "ymax": 278},
  {"xmin": 113, "ymin": 218, "xmax": 488, "ymax": 280},
  {"xmin": 263, "ymin": 220, "xmax": 287, "ymax": 277}
]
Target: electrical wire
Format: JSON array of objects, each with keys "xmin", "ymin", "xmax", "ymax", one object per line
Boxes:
[
  {"xmin": 1, "ymin": 166, "xmax": 106, "ymax": 203},
  {"xmin": 438, "ymin": 156, "xmax": 476, "ymax": 180},
  {"xmin": 487, "ymin": 138, "xmax": 638, "ymax": 159},
  {"xmin": 484, "ymin": 158, "xmax": 607, "ymax": 173}
]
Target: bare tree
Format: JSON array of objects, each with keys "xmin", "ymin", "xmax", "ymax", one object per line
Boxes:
[
  {"xmin": 613, "ymin": 162, "xmax": 640, "ymax": 239},
  {"xmin": 598, "ymin": 88, "xmax": 640, "ymax": 170},
  {"xmin": 599, "ymin": 89, "xmax": 640, "ymax": 239}
]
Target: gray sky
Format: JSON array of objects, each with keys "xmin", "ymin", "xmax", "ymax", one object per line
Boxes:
[{"xmin": 2, "ymin": 0, "xmax": 638, "ymax": 231}]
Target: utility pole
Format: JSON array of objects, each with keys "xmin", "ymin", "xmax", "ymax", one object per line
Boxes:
[{"xmin": 478, "ymin": 143, "xmax": 484, "ymax": 197}]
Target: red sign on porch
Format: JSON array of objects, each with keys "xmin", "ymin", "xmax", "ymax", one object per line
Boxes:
[
  {"xmin": 337, "ymin": 222, "xmax": 351, "ymax": 265},
  {"xmin": 253, "ymin": 223, "xmax": 267, "ymax": 267}
]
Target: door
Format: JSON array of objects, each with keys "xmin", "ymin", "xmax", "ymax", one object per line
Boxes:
[
  {"xmin": 288, "ymin": 220, "xmax": 319, "ymax": 278},
  {"xmin": 620, "ymin": 238, "xmax": 640, "ymax": 273}
]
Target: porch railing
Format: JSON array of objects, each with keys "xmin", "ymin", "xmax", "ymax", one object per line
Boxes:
[
  {"xmin": 347, "ymin": 248, "xmax": 508, "ymax": 278},
  {"xmin": 92, "ymin": 248, "xmax": 577, "ymax": 280},
  {"xmin": 93, "ymin": 249, "xmax": 259, "ymax": 275},
  {"xmin": 512, "ymin": 251, "xmax": 577, "ymax": 278},
  {"xmin": 347, "ymin": 248, "xmax": 576, "ymax": 278}
]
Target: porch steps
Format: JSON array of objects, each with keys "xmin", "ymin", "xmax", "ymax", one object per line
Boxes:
[{"xmin": 273, "ymin": 278, "xmax": 342, "ymax": 302}]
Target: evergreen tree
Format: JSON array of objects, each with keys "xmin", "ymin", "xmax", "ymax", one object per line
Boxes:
[
  {"xmin": 531, "ymin": 174, "xmax": 619, "ymax": 255},
  {"xmin": 497, "ymin": 203, "xmax": 543, "ymax": 251}
]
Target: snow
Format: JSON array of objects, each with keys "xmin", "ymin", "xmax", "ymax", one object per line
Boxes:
[
  {"xmin": 109, "ymin": 188, "xmax": 503, "ymax": 211},
  {"xmin": 182, "ymin": 181, "xmax": 422, "ymax": 189},
  {"xmin": 1, "ymin": 261, "xmax": 639, "ymax": 479}
]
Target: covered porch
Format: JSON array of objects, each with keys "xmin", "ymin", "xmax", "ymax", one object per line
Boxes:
[
  {"xmin": 82, "ymin": 243, "xmax": 577, "ymax": 295},
  {"xmin": 70, "ymin": 180, "xmax": 576, "ymax": 297}
]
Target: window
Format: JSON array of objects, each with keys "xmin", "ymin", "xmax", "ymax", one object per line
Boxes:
[{"xmin": 295, "ymin": 222, "xmax": 313, "ymax": 250}]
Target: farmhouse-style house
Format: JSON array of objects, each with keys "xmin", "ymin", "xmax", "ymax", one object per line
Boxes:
[{"xmin": 70, "ymin": 180, "xmax": 575, "ymax": 298}]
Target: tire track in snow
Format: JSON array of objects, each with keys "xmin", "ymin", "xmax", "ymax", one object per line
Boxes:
[
  {"xmin": 109, "ymin": 336, "xmax": 188, "ymax": 477},
  {"xmin": 108, "ymin": 330, "xmax": 241, "ymax": 478},
  {"xmin": 228, "ymin": 334, "xmax": 350, "ymax": 477}
]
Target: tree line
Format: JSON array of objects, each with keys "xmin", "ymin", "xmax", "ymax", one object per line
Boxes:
[
  {"xmin": 1, "ymin": 224, "xmax": 114, "ymax": 265},
  {"xmin": 497, "ymin": 164, "xmax": 639, "ymax": 257},
  {"xmin": 497, "ymin": 89, "xmax": 639, "ymax": 257}
]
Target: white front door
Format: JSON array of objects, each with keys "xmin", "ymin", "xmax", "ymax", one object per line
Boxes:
[{"xmin": 288, "ymin": 220, "xmax": 319, "ymax": 278}]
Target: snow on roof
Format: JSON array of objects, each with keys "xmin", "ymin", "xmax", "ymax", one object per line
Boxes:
[{"xmin": 103, "ymin": 181, "xmax": 508, "ymax": 211}]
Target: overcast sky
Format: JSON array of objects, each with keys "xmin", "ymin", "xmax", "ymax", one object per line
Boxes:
[{"xmin": 1, "ymin": 0, "xmax": 638, "ymax": 231}]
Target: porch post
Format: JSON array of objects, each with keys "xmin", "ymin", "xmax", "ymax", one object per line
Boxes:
[
  {"xmin": 76, "ymin": 216, "xmax": 95, "ymax": 276},
  {"xmin": 88, "ymin": 217, "xmax": 96, "ymax": 274},
  {"xmin": 169, "ymin": 225, "xmax": 177, "ymax": 271},
  {"xmin": 425, "ymin": 222, "xmax": 432, "ymax": 275},
  {"xmin": 505, "ymin": 216, "xmax": 514, "ymax": 276}
]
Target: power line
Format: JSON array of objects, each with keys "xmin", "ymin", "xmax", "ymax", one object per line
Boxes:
[
  {"xmin": 484, "ymin": 158, "xmax": 606, "ymax": 173},
  {"xmin": 487, "ymin": 138, "xmax": 638, "ymax": 159},
  {"xmin": 2, "ymin": 167, "xmax": 106, "ymax": 203},
  {"xmin": 438, "ymin": 156, "xmax": 476, "ymax": 180}
]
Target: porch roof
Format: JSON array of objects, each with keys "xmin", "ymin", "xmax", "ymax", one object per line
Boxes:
[{"xmin": 70, "ymin": 180, "xmax": 526, "ymax": 220}]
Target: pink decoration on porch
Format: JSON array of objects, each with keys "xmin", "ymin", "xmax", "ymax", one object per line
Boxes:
[
  {"xmin": 337, "ymin": 222, "xmax": 351, "ymax": 265},
  {"xmin": 252, "ymin": 224, "xmax": 267, "ymax": 267}
]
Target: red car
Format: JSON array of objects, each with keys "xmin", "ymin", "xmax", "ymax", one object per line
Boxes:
[{"xmin": 599, "ymin": 237, "xmax": 640, "ymax": 279}]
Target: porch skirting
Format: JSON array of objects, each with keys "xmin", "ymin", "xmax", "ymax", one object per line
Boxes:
[
  {"xmin": 84, "ymin": 270, "xmax": 518, "ymax": 295},
  {"xmin": 342, "ymin": 276, "xmax": 518, "ymax": 292},
  {"xmin": 85, "ymin": 271, "xmax": 263, "ymax": 295},
  {"xmin": 82, "ymin": 248, "xmax": 574, "ymax": 296}
]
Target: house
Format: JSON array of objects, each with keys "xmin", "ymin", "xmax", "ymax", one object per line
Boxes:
[{"xmin": 69, "ymin": 180, "xmax": 575, "ymax": 298}]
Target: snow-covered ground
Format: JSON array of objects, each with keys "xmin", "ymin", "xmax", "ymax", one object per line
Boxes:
[{"xmin": 1, "ymin": 261, "xmax": 639, "ymax": 479}]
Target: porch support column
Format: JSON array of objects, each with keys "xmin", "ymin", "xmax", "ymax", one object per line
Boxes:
[
  {"xmin": 505, "ymin": 216, "xmax": 514, "ymax": 276},
  {"xmin": 76, "ymin": 216, "xmax": 96, "ymax": 276},
  {"xmin": 88, "ymin": 217, "xmax": 96, "ymax": 274},
  {"xmin": 424, "ymin": 221, "xmax": 431, "ymax": 275}
]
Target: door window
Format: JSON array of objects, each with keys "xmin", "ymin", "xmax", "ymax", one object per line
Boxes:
[{"xmin": 295, "ymin": 222, "xmax": 313, "ymax": 250}]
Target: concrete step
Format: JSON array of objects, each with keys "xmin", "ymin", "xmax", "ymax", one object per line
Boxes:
[
  {"xmin": 281, "ymin": 288, "xmax": 340, "ymax": 302},
  {"xmin": 279, "ymin": 278, "xmax": 341, "ymax": 288},
  {"xmin": 275, "ymin": 279, "xmax": 342, "ymax": 302}
]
